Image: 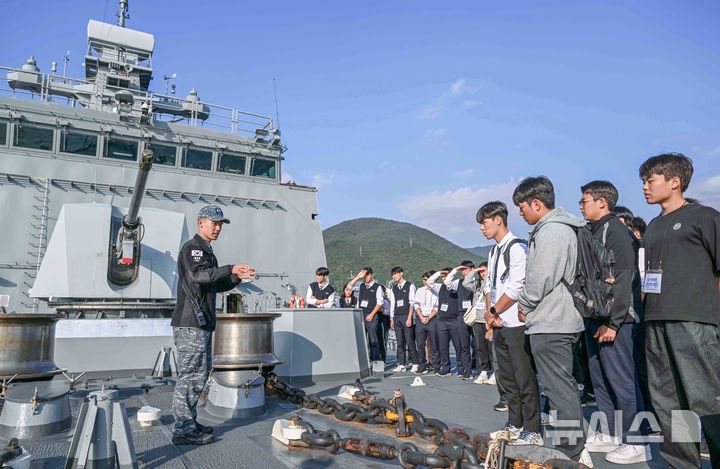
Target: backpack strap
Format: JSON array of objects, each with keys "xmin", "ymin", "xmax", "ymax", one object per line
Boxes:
[{"xmin": 500, "ymin": 239, "xmax": 528, "ymax": 282}]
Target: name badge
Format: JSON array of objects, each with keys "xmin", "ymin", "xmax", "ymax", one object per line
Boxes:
[
  {"xmin": 440, "ymin": 303, "xmax": 448, "ymax": 312},
  {"xmin": 360, "ymin": 300, "xmax": 369, "ymax": 308},
  {"xmin": 396, "ymin": 299, "xmax": 405, "ymax": 307},
  {"xmin": 462, "ymin": 300, "xmax": 472, "ymax": 309},
  {"xmin": 642, "ymin": 269, "xmax": 663, "ymax": 294}
]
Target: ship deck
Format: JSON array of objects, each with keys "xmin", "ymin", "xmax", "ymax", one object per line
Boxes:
[{"xmin": 20, "ymin": 358, "xmax": 709, "ymax": 469}]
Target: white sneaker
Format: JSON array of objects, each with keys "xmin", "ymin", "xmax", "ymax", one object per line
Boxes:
[
  {"xmin": 486, "ymin": 373, "xmax": 496, "ymax": 385},
  {"xmin": 578, "ymin": 448, "xmax": 594, "ymax": 468},
  {"xmin": 474, "ymin": 371, "xmax": 488, "ymax": 384},
  {"xmin": 605, "ymin": 444, "xmax": 652, "ymax": 464},
  {"xmin": 490, "ymin": 423, "xmax": 522, "ymax": 440},
  {"xmin": 585, "ymin": 432, "xmax": 620, "ymax": 453},
  {"xmin": 540, "ymin": 412, "xmax": 555, "ymax": 425},
  {"xmin": 511, "ymin": 430, "xmax": 544, "ymax": 446},
  {"xmin": 391, "ymin": 364, "xmax": 406, "ymax": 373},
  {"xmin": 410, "ymin": 364, "xmax": 419, "ymax": 373}
]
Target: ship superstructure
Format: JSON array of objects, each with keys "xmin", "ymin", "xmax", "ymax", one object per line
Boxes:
[{"xmin": 0, "ymin": 2, "xmax": 326, "ymax": 321}]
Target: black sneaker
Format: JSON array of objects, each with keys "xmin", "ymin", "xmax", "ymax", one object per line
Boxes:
[
  {"xmin": 196, "ymin": 422, "xmax": 214, "ymax": 434},
  {"xmin": 172, "ymin": 430, "xmax": 214, "ymax": 445},
  {"xmin": 580, "ymin": 392, "xmax": 596, "ymax": 407},
  {"xmin": 414, "ymin": 367, "xmax": 428, "ymax": 375},
  {"xmin": 494, "ymin": 400, "xmax": 509, "ymax": 412}
]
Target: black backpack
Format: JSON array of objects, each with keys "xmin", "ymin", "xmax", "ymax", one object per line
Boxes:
[{"xmin": 532, "ymin": 222, "xmax": 616, "ymax": 320}]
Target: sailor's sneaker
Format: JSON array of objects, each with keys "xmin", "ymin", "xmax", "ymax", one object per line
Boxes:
[
  {"xmin": 604, "ymin": 444, "xmax": 652, "ymax": 464},
  {"xmin": 474, "ymin": 371, "xmax": 488, "ymax": 384}
]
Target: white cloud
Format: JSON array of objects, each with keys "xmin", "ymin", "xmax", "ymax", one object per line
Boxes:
[
  {"xmin": 311, "ymin": 174, "xmax": 333, "ymax": 188},
  {"xmin": 454, "ymin": 168, "xmax": 475, "ymax": 178},
  {"xmin": 449, "ymin": 79, "xmax": 469, "ymax": 96},
  {"xmin": 689, "ymin": 174, "xmax": 720, "ymax": 209},
  {"xmin": 418, "ymin": 78, "xmax": 480, "ymax": 120},
  {"xmin": 426, "ymin": 127, "xmax": 448, "ymax": 139},
  {"xmin": 380, "ymin": 160, "xmax": 390, "ymax": 169},
  {"xmin": 398, "ymin": 180, "xmax": 519, "ymax": 243}
]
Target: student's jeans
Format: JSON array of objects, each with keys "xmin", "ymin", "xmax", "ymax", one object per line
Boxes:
[
  {"xmin": 585, "ymin": 320, "xmax": 645, "ymax": 442},
  {"xmin": 530, "ymin": 332, "xmax": 585, "ymax": 460},
  {"xmin": 646, "ymin": 321, "xmax": 720, "ymax": 468},
  {"xmin": 494, "ymin": 325, "xmax": 540, "ymax": 433},
  {"xmin": 437, "ymin": 317, "xmax": 460, "ymax": 374},
  {"xmin": 455, "ymin": 316, "xmax": 472, "ymax": 377},
  {"xmin": 394, "ymin": 314, "xmax": 418, "ymax": 366},
  {"xmin": 415, "ymin": 317, "xmax": 440, "ymax": 372},
  {"xmin": 363, "ymin": 314, "xmax": 382, "ymax": 361},
  {"xmin": 471, "ymin": 322, "xmax": 492, "ymax": 372}
]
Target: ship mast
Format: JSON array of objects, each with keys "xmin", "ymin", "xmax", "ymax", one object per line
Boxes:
[{"xmin": 117, "ymin": 0, "xmax": 129, "ymax": 27}]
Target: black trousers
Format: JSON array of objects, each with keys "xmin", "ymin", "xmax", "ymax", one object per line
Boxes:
[
  {"xmin": 455, "ymin": 317, "xmax": 472, "ymax": 377},
  {"xmin": 646, "ymin": 321, "xmax": 720, "ymax": 468},
  {"xmin": 585, "ymin": 321, "xmax": 644, "ymax": 441},
  {"xmin": 494, "ymin": 326, "xmax": 540, "ymax": 433},
  {"xmin": 364, "ymin": 314, "xmax": 382, "ymax": 361},
  {"xmin": 471, "ymin": 322, "xmax": 492, "ymax": 372},
  {"xmin": 394, "ymin": 314, "xmax": 418, "ymax": 366},
  {"xmin": 379, "ymin": 313, "xmax": 390, "ymax": 361},
  {"xmin": 530, "ymin": 333, "xmax": 585, "ymax": 460},
  {"xmin": 415, "ymin": 317, "xmax": 440, "ymax": 371},
  {"xmin": 437, "ymin": 317, "xmax": 461, "ymax": 374}
]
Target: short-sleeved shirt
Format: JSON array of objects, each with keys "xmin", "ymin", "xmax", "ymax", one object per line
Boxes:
[{"xmin": 643, "ymin": 203, "xmax": 720, "ymax": 325}]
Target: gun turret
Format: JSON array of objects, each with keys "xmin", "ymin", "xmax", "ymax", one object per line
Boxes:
[{"xmin": 107, "ymin": 148, "xmax": 154, "ymax": 286}]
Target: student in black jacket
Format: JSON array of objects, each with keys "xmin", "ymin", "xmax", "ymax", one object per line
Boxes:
[
  {"xmin": 640, "ymin": 153, "xmax": 720, "ymax": 468},
  {"xmin": 579, "ymin": 181, "xmax": 650, "ymax": 464}
]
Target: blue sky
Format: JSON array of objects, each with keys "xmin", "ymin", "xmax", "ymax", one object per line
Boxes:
[{"xmin": 3, "ymin": 0, "xmax": 719, "ymax": 246}]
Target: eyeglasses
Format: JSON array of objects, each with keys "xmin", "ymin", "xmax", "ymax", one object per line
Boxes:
[{"xmin": 578, "ymin": 198, "xmax": 598, "ymax": 207}]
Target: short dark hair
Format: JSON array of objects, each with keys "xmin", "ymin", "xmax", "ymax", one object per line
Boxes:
[
  {"xmin": 614, "ymin": 205, "xmax": 634, "ymax": 225},
  {"xmin": 390, "ymin": 266, "xmax": 404, "ymax": 274},
  {"xmin": 476, "ymin": 201, "xmax": 508, "ymax": 226},
  {"xmin": 315, "ymin": 267, "xmax": 329, "ymax": 276},
  {"xmin": 580, "ymin": 180, "xmax": 619, "ymax": 211},
  {"xmin": 461, "ymin": 260, "xmax": 475, "ymax": 269},
  {"xmin": 512, "ymin": 176, "xmax": 555, "ymax": 209},
  {"xmin": 478, "ymin": 261, "xmax": 488, "ymax": 268},
  {"xmin": 632, "ymin": 217, "xmax": 647, "ymax": 236},
  {"xmin": 442, "ymin": 267, "xmax": 453, "ymax": 272},
  {"xmin": 363, "ymin": 267, "xmax": 373, "ymax": 275},
  {"xmin": 422, "ymin": 271, "xmax": 433, "ymax": 279},
  {"xmin": 639, "ymin": 153, "xmax": 694, "ymax": 192}
]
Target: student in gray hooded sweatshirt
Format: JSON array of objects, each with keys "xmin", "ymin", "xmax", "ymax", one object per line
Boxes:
[{"xmin": 512, "ymin": 176, "xmax": 592, "ymax": 467}]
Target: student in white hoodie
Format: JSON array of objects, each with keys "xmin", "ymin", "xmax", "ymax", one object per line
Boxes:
[{"xmin": 513, "ymin": 177, "xmax": 592, "ymax": 467}]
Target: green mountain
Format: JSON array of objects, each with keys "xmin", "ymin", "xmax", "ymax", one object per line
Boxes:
[
  {"xmin": 323, "ymin": 218, "xmax": 485, "ymax": 286},
  {"xmin": 466, "ymin": 245, "xmax": 493, "ymax": 258}
]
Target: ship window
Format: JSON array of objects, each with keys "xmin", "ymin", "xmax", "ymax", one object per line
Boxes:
[
  {"xmin": 104, "ymin": 137, "xmax": 138, "ymax": 161},
  {"xmin": 182, "ymin": 147, "xmax": 212, "ymax": 171},
  {"xmin": 0, "ymin": 122, "xmax": 6, "ymax": 146},
  {"xmin": 61, "ymin": 130, "xmax": 97, "ymax": 157},
  {"xmin": 146, "ymin": 142, "xmax": 177, "ymax": 166},
  {"xmin": 14, "ymin": 124, "xmax": 54, "ymax": 151},
  {"xmin": 250, "ymin": 158, "xmax": 277, "ymax": 179},
  {"xmin": 217, "ymin": 152, "xmax": 246, "ymax": 175}
]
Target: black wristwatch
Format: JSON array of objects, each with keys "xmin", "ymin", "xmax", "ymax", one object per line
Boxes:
[{"xmin": 490, "ymin": 306, "xmax": 497, "ymax": 315}]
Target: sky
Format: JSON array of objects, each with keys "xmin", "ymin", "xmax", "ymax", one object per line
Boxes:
[{"xmin": 2, "ymin": 0, "xmax": 719, "ymax": 247}]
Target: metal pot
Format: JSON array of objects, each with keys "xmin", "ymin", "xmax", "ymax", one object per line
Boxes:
[
  {"xmin": 0, "ymin": 313, "xmax": 64, "ymax": 378},
  {"xmin": 213, "ymin": 313, "xmax": 283, "ymax": 370}
]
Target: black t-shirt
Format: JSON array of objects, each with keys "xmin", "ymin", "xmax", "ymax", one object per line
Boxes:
[{"xmin": 643, "ymin": 203, "xmax": 720, "ymax": 324}]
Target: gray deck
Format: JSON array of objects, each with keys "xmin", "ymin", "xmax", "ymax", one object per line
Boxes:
[{"xmin": 18, "ymin": 360, "xmax": 711, "ymax": 468}]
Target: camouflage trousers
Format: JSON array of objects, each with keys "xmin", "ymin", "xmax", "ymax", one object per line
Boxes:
[{"xmin": 172, "ymin": 327, "xmax": 212, "ymax": 435}]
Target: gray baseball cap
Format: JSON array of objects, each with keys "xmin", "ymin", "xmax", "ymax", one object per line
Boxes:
[{"xmin": 198, "ymin": 205, "xmax": 230, "ymax": 224}]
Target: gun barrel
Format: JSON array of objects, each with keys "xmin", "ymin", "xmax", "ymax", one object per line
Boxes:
[{"xmin": 123, "ymin": 148, "xmax": 154, "ymax": 229}]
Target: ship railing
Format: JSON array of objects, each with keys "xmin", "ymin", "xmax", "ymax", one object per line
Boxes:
[
  {"xmin": 86, "ymin": 40, "xmax": 153, "ymax": 69},
  {"xmin": 0, "ymin": 65, "xmax": 274, "ymax": 136}
]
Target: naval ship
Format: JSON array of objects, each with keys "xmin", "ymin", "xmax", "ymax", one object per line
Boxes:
[{"xmin": 0, "ymin": 3, "xmax": 680, "ymax": 468}]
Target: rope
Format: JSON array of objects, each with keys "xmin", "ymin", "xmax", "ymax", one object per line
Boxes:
[{"xmin": 484, "ymin": 429, "xmax": 512, "ymax": 469}]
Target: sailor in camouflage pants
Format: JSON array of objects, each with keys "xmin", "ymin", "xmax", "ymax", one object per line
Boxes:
[{"xmin": 172, "ymin": 327, "xmax": 213, "ymax": 435}]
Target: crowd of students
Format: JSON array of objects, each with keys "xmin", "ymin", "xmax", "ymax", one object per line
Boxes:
[{"xmin": 302, "ymin": 153, "xmax": 719, "ymax": 469}]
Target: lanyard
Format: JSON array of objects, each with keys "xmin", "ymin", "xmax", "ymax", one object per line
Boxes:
[{"xmin": 654, "ymin": 201, "xmax": 688, "ymax": 270}]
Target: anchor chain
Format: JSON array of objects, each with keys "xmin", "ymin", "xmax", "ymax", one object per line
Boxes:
[{"xmin": 264, "ymin": 373, "xmax": 589, "ymax": 468}]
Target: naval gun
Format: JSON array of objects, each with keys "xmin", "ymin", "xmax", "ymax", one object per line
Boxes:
[{"xmin": 107, "ymin": 148, "xmax": 154, "ymax": 286}]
